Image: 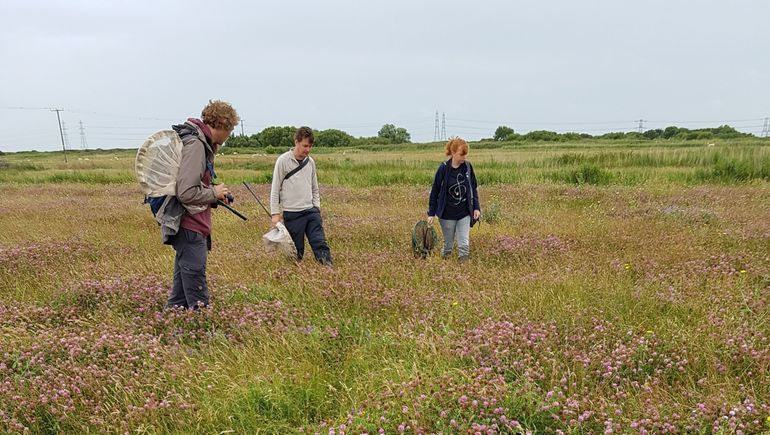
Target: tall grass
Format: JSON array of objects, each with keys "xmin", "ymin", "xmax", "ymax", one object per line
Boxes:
[
  {"xmin": 544, "ymin": 164, "xmax": 613, "ymax": 185},
  {"xmin": 534, "ymin": 146, "xmax": 769, "ymax": 170},
  {"xmin": 0, "ymin": 142, "xmax": 768, "ymax": 187},
  {"xmin": 693, "ymin": 154, "xmax": 770, "ymax": 183},
  {"xmin": 0, "ymin": 170, "xmax": 134, "ymax": 184}
]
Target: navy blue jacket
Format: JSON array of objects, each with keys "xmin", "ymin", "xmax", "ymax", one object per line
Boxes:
[{"xmin": 428, "ymin": 159, "xmax": 480, "ymax": 219}]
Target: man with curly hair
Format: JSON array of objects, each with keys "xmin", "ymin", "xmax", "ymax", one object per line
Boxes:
[{"xmin": 165, "ymin": 100, "xmax": 239, "ymax": 310}]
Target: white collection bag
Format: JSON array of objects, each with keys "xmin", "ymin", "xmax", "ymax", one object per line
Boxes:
[{"xmin": 263, "ymin": 222, "xmax": 298, "ymax": 259}]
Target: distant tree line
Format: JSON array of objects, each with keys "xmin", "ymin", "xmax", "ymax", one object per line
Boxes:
[
  {"xmin": 225, "ymin": 124, "xmax": 411, "ymax": 148},
  {"xmin": 223, "ymin": 122, "xmax": 758, "ymax": 149},
  {"xmin": 492, "ymin": 124, "xmax": 754, "ymax": 142}
]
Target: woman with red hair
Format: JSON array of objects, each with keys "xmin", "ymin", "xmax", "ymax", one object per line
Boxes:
[{"xmin": 427, "ymin": 137, "xmax": 481, "ymax": 262}]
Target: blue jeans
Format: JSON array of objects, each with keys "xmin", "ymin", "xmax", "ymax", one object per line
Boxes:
[{"xmin": 439, "ymin": 215, "xmax": 470, "ymax": 258}]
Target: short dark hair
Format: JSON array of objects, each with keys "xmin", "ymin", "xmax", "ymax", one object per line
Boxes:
[{"xmin": 295, "ymin": 126, "xmax": 314, "ymax": 144}]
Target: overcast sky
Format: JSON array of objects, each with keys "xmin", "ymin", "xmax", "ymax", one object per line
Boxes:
[{"xmin": 1, "ymin": 0, "xmax": 769, "ymax": 152}]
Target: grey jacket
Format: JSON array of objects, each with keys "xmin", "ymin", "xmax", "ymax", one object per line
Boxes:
[
  {"xmin": 174, "ymin": 121, "xmax": 217, "ymax": 209},
  {"xmin": 156, "ymin": 195, "xmax": 185, "ymax": 244},
  {"xmin": 155, "ymin": 121, "xmax": 218, "ymax": 243}
]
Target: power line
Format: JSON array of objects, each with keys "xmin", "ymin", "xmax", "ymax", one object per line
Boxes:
[
  {"xmin": 1, "ymin": 106, "xmax": 178, "ymax": 122},
  {"xmin": 87, "ymin": 125, "xmax": 169, "ymax": 130},
  {"xmin": 645, "ymin": 121, "xmax": 765, "ymax": 128},
  {"xmin": 243, "ymin": 118, "xmax": 434, "ymax": 130},
  {"xmin": 451, "ymin": 118, "xmax": 637, "ymax": 126},
  {"xmin": 0, "ymin": 106, "xmax": 52, "ymax": 110},
  {"xmin": 5, "ymin": 108, "xmax": 770, "ymax": 151},
  {"xmin": 78, "ymin": 138, "xmax": 151, "ymax": 142},
  {"xmin": 66, "ymin": 109, "xmax": 177, "ymax": 121},
  {"xmin": 645, "ymin": 118, "xmax": 764, "ymax": 124},
  {"xmin": 446, "ymin": 125, "xmax": 501, "ymax": 131},
  {"xmin": 0, "ymin": 132, "xmax": 57, "ymax": 142},
  {"xmin": 82, "ymin": 132, "xmax": 153, "ymax": 137}
]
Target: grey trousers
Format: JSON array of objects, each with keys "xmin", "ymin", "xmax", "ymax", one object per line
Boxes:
[
  {"xmin": 439, "ymin": 215, "xmax": 471, "ymax": 258},
  {"xmin": 166, "ymin": 228, "xmax": 209, "ymax": 310}
]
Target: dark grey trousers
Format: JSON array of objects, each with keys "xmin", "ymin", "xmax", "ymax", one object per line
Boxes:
[
  {"xmin": 283, "ymin": 207, "xmax": 333, "ymax": 265},
  {"xmin": 166, "ymin": 228, "xmax": 210, "ymax": 310}
]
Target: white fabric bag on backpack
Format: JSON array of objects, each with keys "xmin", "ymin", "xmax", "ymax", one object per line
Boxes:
[
  {"xmin": 135, "ymin": 130, "xmax": 206, "ymax": 215},
  {"xmin": 135, "ymin": 130, "xmax": 182, "ymax": 198}
]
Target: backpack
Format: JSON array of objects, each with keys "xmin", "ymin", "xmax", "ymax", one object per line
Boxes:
[
  {"xmin": 135, "ymin": 130, "xmax": 183, "ymax": 216},
  {"xmin": 411, "ymin": 220, "xmax": 438, "ymax": 259},
  {"xmin": 135, "ymin": 130, "xmax": 206, "ymax": 217}
]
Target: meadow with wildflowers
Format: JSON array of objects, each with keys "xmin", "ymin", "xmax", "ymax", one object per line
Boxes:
[{"xmin": 0, "ymin": 140, "xmax": 769, "ymax": 434}]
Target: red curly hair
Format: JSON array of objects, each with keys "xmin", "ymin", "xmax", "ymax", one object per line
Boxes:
[
  {"xmin": 201, "ymin": 100, "xmax": 239, "ymax": 131},
  {"xmin": 444, "ymin": 137, "xmax": 468, "ymax": 156}
]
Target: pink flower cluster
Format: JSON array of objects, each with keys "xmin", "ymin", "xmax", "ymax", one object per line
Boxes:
[{"xmin": 0, "ymin": 275, "xmax": 300, "ymax": 433}]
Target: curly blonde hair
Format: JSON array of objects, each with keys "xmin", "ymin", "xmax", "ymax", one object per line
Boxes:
[
  {"xmin": 445, "ymin": 137, "xmax": 468, "ymax": 156},
  {"xmin": 201, "ymin": 100, "xmax": 240, "ymax": 131}
]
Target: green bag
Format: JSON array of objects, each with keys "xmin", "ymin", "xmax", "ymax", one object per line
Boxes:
[{"xmin": 411, "ymin": 220, "xmax": 438, "ymax": 259}]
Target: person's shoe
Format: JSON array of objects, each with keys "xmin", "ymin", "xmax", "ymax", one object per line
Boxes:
[{"xmin": 458, "ymin": 255, "xmax": 470, "ymax": 264}]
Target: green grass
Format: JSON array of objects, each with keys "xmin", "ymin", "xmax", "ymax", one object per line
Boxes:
[
  {"xmin": 2, "ymin": 139, "xmax": 768, "ymax": 186},
  {"xmin": 0, "ymin": 141, "xmax": 769, "ymax": 433},
  {"xmin": 544, "ymin": 163, "xmax": 613, "ymax": 185}
]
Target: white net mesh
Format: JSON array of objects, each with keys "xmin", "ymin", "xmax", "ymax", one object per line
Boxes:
[
  {"xmin": 263, "ymin": 222, "xmax": 298, "ymax": 259},
  {"xmin": 135, "ymin": 130, "xmax": 183, "ymax": 197}
]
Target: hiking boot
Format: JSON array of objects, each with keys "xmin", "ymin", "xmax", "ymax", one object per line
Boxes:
[{"xmin": 458, "ymin": 255, "xmax": 470, "ymax": 264}]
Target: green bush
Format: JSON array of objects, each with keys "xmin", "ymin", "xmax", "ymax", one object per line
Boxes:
[
  {"xmin": 225, "ymin": 134, "xmax": 261, "ymax": 148},
  {"xmin": 315, "ymin": 129, "xmax": 353, "ymax": 147},
  {"xmin": 523, "ymin": 130, "xmax": 564, "ymax": 142},
  {"xmin": 377, "ymin": 124, "xmax": 411, "ymax": 144},
  {"xmin": 494, "ymin": 126, "xmax": 515, "ymax": 141},
  {"xmin": 263, "ymin": 145, "xmax": 285, "ymax": 155},
  {"xmin": 259, "ymin": 126, "xmax": 296, "ymax": 148}
]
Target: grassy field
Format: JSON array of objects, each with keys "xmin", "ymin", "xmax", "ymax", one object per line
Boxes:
[{"xmin": 0, "ymin": 139, "xmax": 769, "ymax": 433}]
